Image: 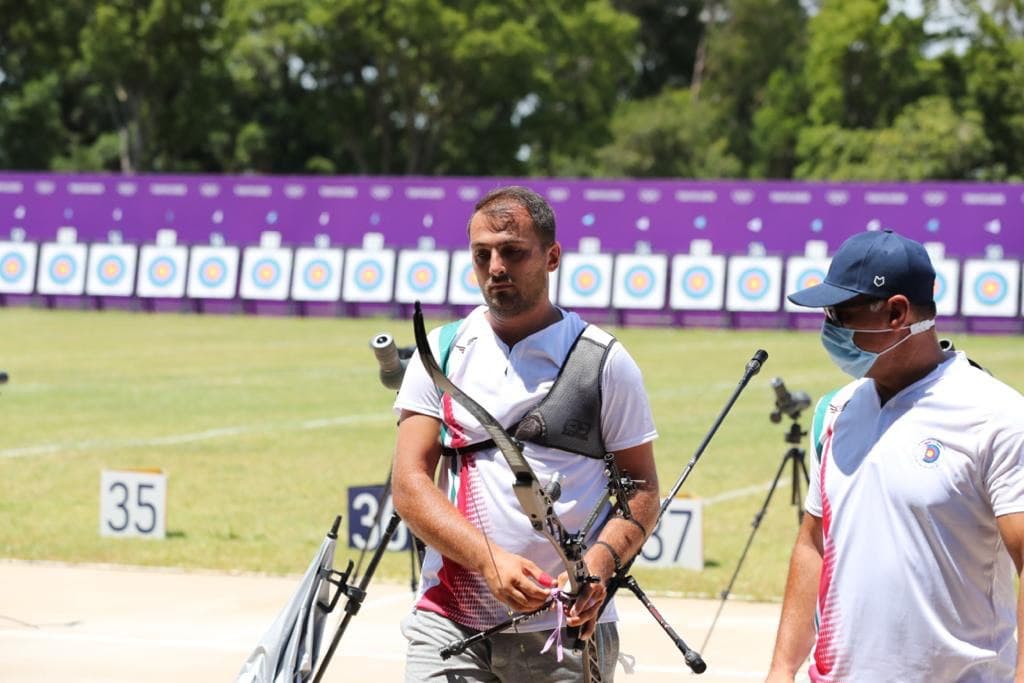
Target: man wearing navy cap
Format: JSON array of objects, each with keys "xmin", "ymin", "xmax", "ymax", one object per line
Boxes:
[{"xmin": 766, "ymin": 230, "xmax": 1024, "ymax": 682}]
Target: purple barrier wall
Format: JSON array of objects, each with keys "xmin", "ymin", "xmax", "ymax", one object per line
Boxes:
[{"xmin": 1, "ymin": 173, "xmax": 1022, "ymax": 258}]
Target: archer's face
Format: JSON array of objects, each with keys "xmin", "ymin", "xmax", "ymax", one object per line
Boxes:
[{"xmin": 468, "ymin": 204, "xmax": 559, "ymax": 320}]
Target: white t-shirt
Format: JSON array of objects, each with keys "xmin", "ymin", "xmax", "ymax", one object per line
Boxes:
[
  {"xmin": 805, "ymin": 352, "xmax": 1024, "ymax": 682},
  {"xmin": 394, "ymin": 305, "xmax": 658, "ymax": 632}
]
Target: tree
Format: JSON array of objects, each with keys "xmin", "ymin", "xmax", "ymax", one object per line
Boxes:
[
  {"xmin": 590, "ymin": 87, "xmax": 742, "ymax": 178},
  {"xmin": 795, "ymin": 95, "xmax": 991, "ymax": 180}
]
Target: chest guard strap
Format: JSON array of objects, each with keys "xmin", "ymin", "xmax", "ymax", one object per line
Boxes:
[{"xmin": 441, "ymin": 325, "xmax": 616, "ymax": 460}]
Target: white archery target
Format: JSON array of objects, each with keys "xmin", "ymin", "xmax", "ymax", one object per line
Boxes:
[
  {"xmin": 669, "ymin": 254, "xmax": 726, "ymax": 310},
  {"xmin": 86, "ymin": 243, "xmax": 138, "ymax": 297},
  {"xmin": 726, "ymin": 255, "xmax": 783, "ymax": 312},
  {"xmin": 783, "ymin": 256, "xmax": 830, "ymax": 312},
  {"xmin": 240, "ymin": 246, "xmax": 293, "ymax": 301},
  {"xmin": 395, "ymin": 250, "xmax": 449, "ymax": 304},
  {"xmin": 187, "ymin": 246, "xmax": 239, "ymax": 300},
  {"xmin": 612, "ymin": 254, "xmax": 667, "ymax": 310},
  {"xmin": 37, "ymin": 242, "xmax": 88, "ymax": 295},
  {"xmin": 0, "ymin": 241, "xmax": 38, "ymax": 294},
  {"xmin": 291, "ymin": 247, "xmax": 344, "ymax": 302},
  {"xmin": 961, "ymin": 259, "xmax": 1020, "ymax": 317},
  {"xmin": 557, "ymin": 252, "xmax": 613, "ymax": 309},
  {"xmin": 137, "ymin": 245, "xmax": 188, "ymax": 298},
  {"xmin": 931, "ymin": 257, "xmax": 959, "ymax": 317},
  {"xmin": 342, "ymin": 248, "xmax": 395, "ymax": 303},
  {"xmin": 447, "ymin": 251, "xmax": 483, "ymax": 306}
]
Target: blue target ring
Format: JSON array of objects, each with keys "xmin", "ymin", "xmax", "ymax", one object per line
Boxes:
[
  {"xmin": 681, "ymin": 266, "xmax": 714, "ymax": 298},
  {"xmin": 1, "ymin": 253, "xmax": 27, "ymax": 284},
  {"xmin": 738, "ymin": 267, "xmax": 770, "ymax": 301},
  {"xmin": 795, "ymin": 268, "xmax": 826, "ymax": 292},
  {"xmin": 148, "ymin": 256, "xmax": 177, "ymax": 286},
  {"xmin": 570, "ymin": 265, "xmax": 602, "ymax": 297},
  {"xmin": 49, "ymin": 254, "xmax": 77, "ymax": 284},
  {"xmin": 623, "ymin": 265, "xmax": 656, "ymax": 298},
  {"xmin": 933, "ymin": 271, "xmax": 947, "ymax": 302},
  {"xmin": 974, "ymin": 271, "xmax": 1008, "ymax": 305},
  {"xmin": 459, "ymin": 263, "xmax": 480, "ymax": 294},
  {"xmin": 406, "ymin": 261, "xmax": 438, "ymax": 293},
  {"xmin": 96, "ymin": 254, "xmax": 126, "ymax": 286},
  {"xmin": 302, "ymin": 259, "xmax": 332, "ymax": 291},
  {"xmin": 252, "ymin": 258, "xmax": 281, "ymax": 289},
  {"xmin": 198, "ymin": 257, "xmax": 228, "ymax": 288},
  {"xmin": 354, "ymin": 260, "xmax": 384, "ymax": 292}
]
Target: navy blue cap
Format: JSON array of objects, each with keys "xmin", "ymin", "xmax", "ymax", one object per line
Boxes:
[{"xmin": 788, "ymin": 230, "xmax": 936, "ymax": 307}]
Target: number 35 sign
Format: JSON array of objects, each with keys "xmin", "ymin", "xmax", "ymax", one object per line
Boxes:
[{"xmin": 100, "ymin": 469, "xmax": 167, "ymax": 539}]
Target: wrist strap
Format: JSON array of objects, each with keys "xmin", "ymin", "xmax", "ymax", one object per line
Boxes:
[{"xmin": 593, "ymin": 540, "xmax": 622, "ymax": 572}]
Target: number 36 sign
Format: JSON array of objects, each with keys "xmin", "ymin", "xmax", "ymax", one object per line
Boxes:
[{"xmin": 100, "ymin": 469, "xmax": 167, "ymax": 539}]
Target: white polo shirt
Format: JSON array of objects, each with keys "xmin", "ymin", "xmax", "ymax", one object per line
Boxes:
[
  {"xmin": 395, "ymin": 305, "xmax": 658, "ymax": 632},
  {"xmin": 806, "ymin": 352, "xmax": 1024, "ymax": 682}
]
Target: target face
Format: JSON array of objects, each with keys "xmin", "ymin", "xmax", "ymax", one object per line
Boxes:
[
  {"xmin": 933, "ymin": 271, "xmax": 947, "ymax": 302},
  {"xmin": 738, "ymin": 267, "xmax": 770, "ymax": 301},
  {"xmin": 460, "ymin": 263, "xmax": 480, "ymax": 294},
  {"xmin": 49, "ymin": 254, "xmax": 77, "ymax": 284},
  {"xmin": 570, "ymin": 265, "xmax": 602, "ymax": 297},
  {"xmin": 974, "ymin": 271, "xmax": 1007, "ymax": 305},
  {"xmin": 681, "ymin": 266, "xmax": 714, "ymax": 298},
  {"xmin": 251, "ymin": 258, "xmax": 281, "ymax": 289},
  {"xmin": 623, "ymin": 265, "xmax": 655, "ymax": 298},
  {"xmin": 198, "ymin": 257, "xmax": 228, "ymax": 288},
  {"xmin": 302, "ymin": 259, "xmax": 332, "ymax": 291},
  {"xmin": 148, "ymin": 256, "xmax": 177, "ymax": 286},
  {"xmin": 355, "ymin": 260, "xmax": 383, "ymax": 291},
  {"xmin": 406, "ymin": 261, "xmax": 438, "ymax": 293},
  {"xmin": 1, "ymin": 253, "xmax": 26, "ymax": 283},
  {"xmin": 794, "ymin": 268, "xmax": 826, "ymax": 292},
  {"xmin": 95, "ymin": 255, "xmax": 126, "ymax": 286}
]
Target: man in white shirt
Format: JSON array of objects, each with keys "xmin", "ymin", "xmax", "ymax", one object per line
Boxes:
[
  {"xmin": 767, "ymin": 229, "xmax": 1024, "ymax": 682},
  {"xmin": 392, "ymin": 186, "xmax": 660, "ymax": 681}
]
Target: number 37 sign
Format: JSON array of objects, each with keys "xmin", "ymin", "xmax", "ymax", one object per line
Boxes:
[{"xmin": 100, "ymin": 469, "xmax": 167, "ymax": 539}]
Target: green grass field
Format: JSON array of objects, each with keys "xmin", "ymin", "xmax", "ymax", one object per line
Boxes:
[{"xmin": 2, "ymin": 306, "xmax": 1021, "ymax": 601}]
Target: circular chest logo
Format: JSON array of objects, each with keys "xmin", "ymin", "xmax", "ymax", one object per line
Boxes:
[{"xmin": 916, "ymin": 439, "xmax": 944, "ymax": 468}]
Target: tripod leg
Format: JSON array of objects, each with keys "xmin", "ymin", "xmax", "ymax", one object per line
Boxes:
[
  {"xmin": 700, "ymin": 451, "xmax": 791, "ymax": 652},
  {"xmin": 790, "ymin": 447, "xmax": 809, "ymax": 524}
]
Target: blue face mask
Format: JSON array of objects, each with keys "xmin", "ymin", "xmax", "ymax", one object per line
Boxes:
[{"xmin": 821, "ymin": 318, "xmax": 936, "ymax": 378}]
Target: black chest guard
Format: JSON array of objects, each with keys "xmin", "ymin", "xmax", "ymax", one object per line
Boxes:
[{"xmin": 440, "ymin": 325, "xmax": 617, "ymax": 460}]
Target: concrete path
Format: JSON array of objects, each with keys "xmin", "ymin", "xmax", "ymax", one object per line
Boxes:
[{"xmin": 0, "ymin": 560, "xmax": 794, "ymax": 682}]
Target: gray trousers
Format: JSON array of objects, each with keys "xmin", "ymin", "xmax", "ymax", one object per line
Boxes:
[{"xmin": 401, "ymin": 609, "xmax": 619, "ymax": 682}]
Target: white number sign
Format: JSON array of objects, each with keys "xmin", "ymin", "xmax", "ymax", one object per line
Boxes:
[
  {"xmin": 634, "ymin": 498, "xmax": 703, "ymax": 570},
  {"xmin": 347, "ymin": 485, "xmax": 411, "ymax": 551},
  {"xmin": 100, "ymin": 469, "xmax": 167, "ymax": 539}
]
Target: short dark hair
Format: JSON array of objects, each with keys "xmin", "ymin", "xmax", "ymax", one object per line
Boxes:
[{"xmin": 469, "ymin": 185, "xmax": 556, "ymax": 246}]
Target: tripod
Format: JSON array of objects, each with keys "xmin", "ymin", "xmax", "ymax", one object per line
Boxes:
[{"xmin": 700, "ymin": 407, "xmax": 810, "ymax": 651}]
